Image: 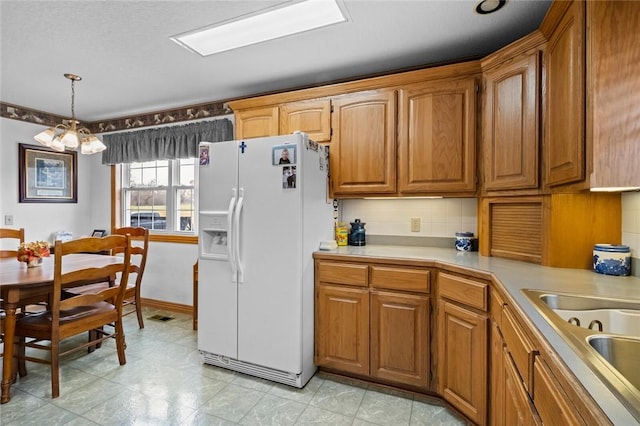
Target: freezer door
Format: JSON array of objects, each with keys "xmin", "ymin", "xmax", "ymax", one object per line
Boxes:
[
  {"xmin": 197, "ymin": 140, "xmax": 240, "ymax": 359},
  {"xmin": 236, "ymin": 135, "xmax": 304, "ymax": 373}
]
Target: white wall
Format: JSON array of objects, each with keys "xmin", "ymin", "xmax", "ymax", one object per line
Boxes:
[
  {"xmin": 1, "ymin": 117, "xmax": 197, "ymax": 307},
  {"xmin": 341, "ymin": 198, "xmax": 478, "ymax": 238},
  {"xmin": 0, "ymin": 118, "xmax": 106, "ymax": 243},
  {"xmin": 622, "ymin": 192, "xmax": 640, "ymax": 258}
]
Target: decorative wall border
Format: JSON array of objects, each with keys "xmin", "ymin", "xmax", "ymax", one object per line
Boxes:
[{"xmin": 1, "ymin": 100, "xmax": 232, "ymax": 133}]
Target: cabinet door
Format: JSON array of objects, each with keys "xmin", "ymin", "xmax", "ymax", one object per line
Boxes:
[
  {"xmin": 504, "ymin": 349, "xmax": 538, "ymax": 426},
  {"xmin": 235, "ymin": 106, "xmax": 279, "ymax": 139},
  {"xmin": 533, "ymin": 357, "xmax": 584, "ymax": 425},
  {"xmin": 280, "ymin": 99, "xmax": 331, "ymax": 142},
  {"xmin": 544, "ymin": 0, "xmax": 585, "ymax": 187},
  {"xmin": 330, "ymin": 91, "xmax": 397, "ymax": 196},
  {"xmin": 483, "ymin": 52, "xmax": 540, "ymax": 191},
  {"xmin": 491, "ymin": 321, "xmax": 506, "ymax": 425},
  {"xmin": 370, "ymin": 291, "xmax": 429, "ymax": 389},
  {"xmin": 398, "ymin": 78, "xmax": 477, "ymax": 194},
  {"xmin": 588, "ymin": 1, "xmax": 640, "ymax": 190},
  {"xmin": 438, "ymin": 300, "xmax": 488, "ymax": 425},
  {"xmin": 315, "ymin": 284, "xmax": 369, "ymax": 376}
]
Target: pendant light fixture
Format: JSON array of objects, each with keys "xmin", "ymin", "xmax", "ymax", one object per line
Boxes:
[{"xmin": 34, "ymin": 73, "xmax": 106, "ymax": 154}]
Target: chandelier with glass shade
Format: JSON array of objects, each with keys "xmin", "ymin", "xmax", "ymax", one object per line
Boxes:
[{"xmin": 34, "ymin": 73, "xmax": 106, "ymax": 154}]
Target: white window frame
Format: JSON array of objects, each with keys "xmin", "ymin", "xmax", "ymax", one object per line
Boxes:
[{"xmin": 121, "ymin": 159, "xmax": 197, "ymax": 235}]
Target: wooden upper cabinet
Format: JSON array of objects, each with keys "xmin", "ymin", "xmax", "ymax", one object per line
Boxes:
[
  {"xmin": 483, "ymin": 50, "xmax": 541, "ymax": 192},
  {"xmin": 542, "ymin": 0, "xmax": 586, "ymax": 187},
  {"xmin": 280, "ymin": 99, "xmax": 331, "ymax": 142},
  {"xmin": 587, "ymin": 1, "xmax": 640, "ymax": 190},
  {"xmin": 330, "ymin": 90, "xmax": 397, "ymax": 197},
  {"xmin": 234, "ymin": 106, "xmax": 279, "ymax": 139},
  {"xmin": 398, "ymin": 78, "xmax": 477, "ymax": 194}
]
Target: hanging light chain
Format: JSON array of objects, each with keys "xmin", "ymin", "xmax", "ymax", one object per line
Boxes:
[
  {"xmin": 70, "ymin": 77, "xmax": 75, "ymax": 119},
  {"xmin": 64, "ymin": 73, "xmax": 81, "ymax": 121}
]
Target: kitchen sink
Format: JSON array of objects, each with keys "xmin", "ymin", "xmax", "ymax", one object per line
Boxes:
[
  {"xmin": 539, "ymin": 292, "xmax": 640, "ymax": 311},
  {"xmin": 588, "ymin": 335, "xmax": 640, "ymax": 392},
  {"xmin": 536, "ymin": 292, "xmax": 640, "ymax": 335},
  {"xmin": 522, "ymin": 289, "xmax": 640, "ymax": 422}
]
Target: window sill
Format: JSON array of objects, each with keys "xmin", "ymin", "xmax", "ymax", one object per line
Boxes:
[{"xmin": 148, "ymin": 234, "xmax": 198, "ymax": 244}]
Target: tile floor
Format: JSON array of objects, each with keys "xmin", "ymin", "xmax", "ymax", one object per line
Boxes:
[{"xmin": 1, "ymin": 308, "xmax": 467, "ymax": 425}]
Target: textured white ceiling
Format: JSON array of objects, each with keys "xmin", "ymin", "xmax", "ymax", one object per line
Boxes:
[{"xmin": 0, "ymin": 0, "xmax": 551, "ymax": 122}]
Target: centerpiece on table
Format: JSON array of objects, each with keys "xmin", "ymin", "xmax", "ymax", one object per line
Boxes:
[{"xmin": 17, "ymin": 241, "xmax": 51, "ymax": 268}]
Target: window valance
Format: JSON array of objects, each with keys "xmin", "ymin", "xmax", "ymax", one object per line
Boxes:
[{"xmin": 101, "ymin": 118, "xmax": 233, "ymax": 165}]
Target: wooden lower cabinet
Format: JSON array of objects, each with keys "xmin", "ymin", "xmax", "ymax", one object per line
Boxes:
[
  {"xmin": 315, "ymin": 284, "xmax": 369, "ymax": 376},
  {"xmin": 533, "ymin": 357, "xmax": 584, "ymax": 425},
  {"xmin": 504, "ymin": 349, "xmax": 538, "ymax": 426},
  {"xmin": 315, "ymin": 256, "xmax": 610, "ymax": 425},
  {"xmin": 492, "ymin": 320, "xmax": 538, "ymax": 426},
  {"xmin": 370, "ymin": 290, "xmax": 429, "ymax": 388},
  {"xmin": 314, "ymin": 257, "xmax": 431, "ymax": 390},
  {"xmin": 438, "ymin": 299, "xmax": 488, "ymax": 425}
]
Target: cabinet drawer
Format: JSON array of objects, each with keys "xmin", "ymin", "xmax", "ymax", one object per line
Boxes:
[
  {"xmin": 438, "ymin": 272, "xmax": 488, "ymax": 311},
  {"xmin": 317, "ymin": 261, "xmax": 368, "ymax": 287},
  {"xmin": 370, "ymin": 266, "xmax": 430, "ymax": 293},
  {"xmin": 502, "ymin": 306, "xmax": 537, "ymax": 394}
]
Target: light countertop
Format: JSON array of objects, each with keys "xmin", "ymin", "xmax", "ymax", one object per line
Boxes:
[{"xmin": 314, "ymin": 245, "xmax": 640, "ymax": 425}]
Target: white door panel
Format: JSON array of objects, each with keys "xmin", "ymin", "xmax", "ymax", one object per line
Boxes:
[{"xmin": 236, "ymin": 136, "xmax": 303, "ymax": 372}]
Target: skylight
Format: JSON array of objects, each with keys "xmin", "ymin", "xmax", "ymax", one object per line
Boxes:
[{"xmin": 170, "ymin": 0, "xmax": 347, "ymax": 56}]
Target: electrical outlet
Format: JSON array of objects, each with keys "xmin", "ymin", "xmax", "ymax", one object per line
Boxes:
[
  {"xmin": 4, "ymin": 215, "xmax": 14, "ymax": 225},
  {"xmin": 410, "ymin": 217, "xmax": 420, "ymax": 232}
]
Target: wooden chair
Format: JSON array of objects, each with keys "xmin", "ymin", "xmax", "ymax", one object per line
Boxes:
[
  {"xmin": 64, "ymin": 227, "xmax": 149, "ymax": 328},
  {"xmin": 1, "ymin": 228, "xmax": 25, "ymax": 345},
  {"xmin": 12, "ymin": 235, "xmax": 132, "ymax": 398},
  {"xmin": 0, "ymin": 227, "xmax": 24, "ymax": 258},
  {"xmin": 114, "ymin": 227, "xmax": 149, "ymax": 328}
]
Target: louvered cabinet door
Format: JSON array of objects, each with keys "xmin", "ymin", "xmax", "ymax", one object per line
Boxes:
[
  {"xmin": 483, "ymin": 198, "xmax": 543, "ymax": 264},
  {"xmin": 479, "ymin": 193, "xmax": 621, "ymax": 268}
]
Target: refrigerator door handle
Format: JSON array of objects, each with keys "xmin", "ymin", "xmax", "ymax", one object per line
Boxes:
[
  {"xmin": 234, "ymin": 188, "xmax": 245, "ymax": 283},
  {"xmin": 228, "ymin": 188, "xmax": 237, "ymax": 282}
]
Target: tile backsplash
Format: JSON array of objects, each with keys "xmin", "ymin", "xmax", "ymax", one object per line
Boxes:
[
  {"xmin": 622, "ymin": 192, "xmax": 640, "ymax": 258},
  {"xmin": 340, "ymin": 198, "xmax": 477, "ymax": 239},
  {"xmin": 341, "ymin": 193, "xmax": 639, "ymax": 260}
]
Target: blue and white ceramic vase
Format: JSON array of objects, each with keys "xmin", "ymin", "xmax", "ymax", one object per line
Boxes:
[
  {"xmin": 593, "ymin": 244, "xmax": 631, "ymax": 276},
  {"xmin": 455, "ymin": 232, "xmax": 477, "ymax": 252}
]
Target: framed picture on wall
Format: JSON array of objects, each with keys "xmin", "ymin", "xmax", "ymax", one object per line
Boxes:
[
  {"xmin": 19, "ymin": 143, "xmax": 78, "ymax": 203},
  {"xmin": 91, "ymin": 229, "xmax": 106, "ymax": 237}
]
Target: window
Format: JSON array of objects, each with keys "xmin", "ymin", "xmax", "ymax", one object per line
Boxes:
[{"xmin": 122, "ymin": 159, "xmax": 196, "ymax": 234}]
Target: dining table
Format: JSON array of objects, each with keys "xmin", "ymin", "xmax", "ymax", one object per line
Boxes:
[{"xmin": 0, "ymin": 254, "xmax": 121, "ymax": 403}]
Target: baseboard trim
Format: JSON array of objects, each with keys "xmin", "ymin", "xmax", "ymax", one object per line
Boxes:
[{"xmin": 140, "ymin": 297, "xmax": 193, "ymax": 316}]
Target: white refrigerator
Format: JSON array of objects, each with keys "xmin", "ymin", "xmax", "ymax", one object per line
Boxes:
[{"xmin": 197, "ymin": 132, "xmax": 333, "ymax": 387}]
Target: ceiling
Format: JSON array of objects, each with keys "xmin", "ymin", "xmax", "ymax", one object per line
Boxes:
[{"xmin": 0, "ymin": 0, "xmax": 551, "ymax": 123}]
